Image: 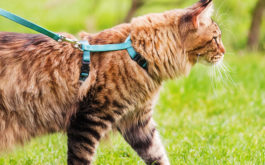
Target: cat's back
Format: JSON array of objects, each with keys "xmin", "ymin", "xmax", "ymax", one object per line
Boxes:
[
  {"xmin": 0, "ymin": 32, "xmax": 50, "ymax": 57},
  {"xmin": 0, "ymin": 31, "xmax": 81, "ymax": 82}
]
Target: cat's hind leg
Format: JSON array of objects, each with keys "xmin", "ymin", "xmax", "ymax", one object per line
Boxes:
[{"xmin": 117, "ymin": 106, "xmax": 170, "ymax": 165}]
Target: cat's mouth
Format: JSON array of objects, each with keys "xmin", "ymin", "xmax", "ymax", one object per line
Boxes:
[
  {"xmin": 196, "ymin": 53, "xmax": 224, "ymax": 65},
  {"xmin": 208, "ymin": 54, "xmax": 224, "ymax": 64}
]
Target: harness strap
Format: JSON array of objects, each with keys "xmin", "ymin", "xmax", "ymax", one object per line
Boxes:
[{"xmin": 79, "ymin": 36, "xmax": 147, "ymax": 80}]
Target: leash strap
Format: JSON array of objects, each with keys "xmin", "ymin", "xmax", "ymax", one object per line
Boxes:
[{"xmin": 0, "ymin": 8, "xmax": 62, "ymax": 41}]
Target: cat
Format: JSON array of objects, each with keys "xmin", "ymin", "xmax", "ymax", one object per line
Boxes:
[{"xmin": 0, "ymin": 0, "xmax": 225, "ymax": 164}]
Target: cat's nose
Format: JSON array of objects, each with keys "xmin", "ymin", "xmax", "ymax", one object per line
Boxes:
[
  {"xmin": 220, "ymin": 46, "xmax": 225, "ymax": 54},
  {"xmin": 219, "ymin": 42, "xmax": 226, "ymax": 54}
]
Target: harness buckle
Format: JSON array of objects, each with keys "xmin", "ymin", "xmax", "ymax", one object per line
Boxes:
[{"xmin": 58, "ymin": 35, "xmax": 82, "ymax": 49}]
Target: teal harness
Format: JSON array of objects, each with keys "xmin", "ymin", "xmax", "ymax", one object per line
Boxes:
[{"xmin": 0, "ymin": 8, "xmax": 147, "ymax": 81}]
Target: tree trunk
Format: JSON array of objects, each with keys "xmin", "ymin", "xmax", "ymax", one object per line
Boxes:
[
  {"xmin": 247, "ymin": 0, "xmax": 265, "ymax": 51},
  {"xmin": 123, "ymin": 0, "xmax": 184, "ymax": 23},
  {"xmin": 124, "ymin": 0, "xmax": 145, "ymax": 23}
]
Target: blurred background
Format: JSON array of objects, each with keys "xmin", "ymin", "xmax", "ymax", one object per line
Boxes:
[
  {"xmin": 0, "ymin": 0, "xmax": 264, "ymax": 51},
  {"xmin": 0, "ymin": 0, "xmax": 265, "ymax": 164}
]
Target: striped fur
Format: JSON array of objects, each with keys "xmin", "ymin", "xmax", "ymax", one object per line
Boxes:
[{"xmin": 0, "ymin": 0, "xmax": 225, "ymax": 164}]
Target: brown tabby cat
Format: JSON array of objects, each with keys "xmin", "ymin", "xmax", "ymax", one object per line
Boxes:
[{"xmin": 0, "ymin": 0, "xmax": 225, "ymax": 164}]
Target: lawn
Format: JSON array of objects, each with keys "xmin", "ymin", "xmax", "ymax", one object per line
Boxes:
[{"xmin": 0, "ymin": 53, "xmax": 265, "ymax": 165}]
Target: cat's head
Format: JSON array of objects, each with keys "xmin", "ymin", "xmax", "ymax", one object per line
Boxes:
[
  {"xmin": 179, "ymin": 0, "xmax": 225, "ymax": 65},
  {"xmin": 131, "ymin": 0, "xmax": 225, "ymax": 80}
]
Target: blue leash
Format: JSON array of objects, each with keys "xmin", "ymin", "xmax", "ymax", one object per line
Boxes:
[
  {"xmin": 0, "ymin": 8, "xmax": 62, "ymax": 41},
  {"xmin": 0, "ymin": 8, "xmax": 147, "ymax": 80}
]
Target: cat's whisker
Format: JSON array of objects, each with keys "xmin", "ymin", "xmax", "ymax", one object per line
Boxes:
[
  {"xmin": 209, "ymin": 66, "xmax": 214, "ymax": 89},
  {"xmin": 219, "ymin": 62, "xmax": 230, "ymax": 73},
  {"xmin": 212, "ymin": 65, "xmax": 217, "ymax": 88},
  {"xmin": 210, "ymin": 65, "xmax": 217, "ymax": 94},
  {"xmin": 213, "ymin": 65, "xmax": 220, "ymax": 96},
  {"xmin": 222, "ymin": 62, "xmax": 234, "ymax": 73},
  {"xmin": 216, "ymin": 63, "xmax": 225, "ymax": 83},
  {"xmin": 221, "ymin": 64, "xmax": 236, "ymax": 86},
  {"xmin": 215, "ymin": 62, "xmax": 236, "ymax": 88},
  {"xmin": 220, "ymin": 63, "xmax": 230, "ymax": 84},
  {"xmin": 222, "ymin": 63, "xmax": 231, "ymax": 73},
  {"xmin": 196, "ymin": 55, "xmax": 200, "ymax": 63}
]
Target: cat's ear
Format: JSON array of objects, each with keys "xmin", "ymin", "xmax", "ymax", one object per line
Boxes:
[{"xmin": 187, "ymin": 0, "xmax": 214, "ymax": 29}]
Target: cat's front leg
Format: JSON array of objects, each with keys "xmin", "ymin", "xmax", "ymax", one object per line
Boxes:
[
  {"xmin": 67, "ymin": 111, "xmax": 114, "ymax": 165},
  {"xmin": 118, "ymin": 106, "xmax": 170, "ymax": 165}
]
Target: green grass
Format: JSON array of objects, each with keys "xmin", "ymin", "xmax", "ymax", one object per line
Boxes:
[{"xmin": 1, "ymin": 53, "xmax": 265, "ymax": 165}]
